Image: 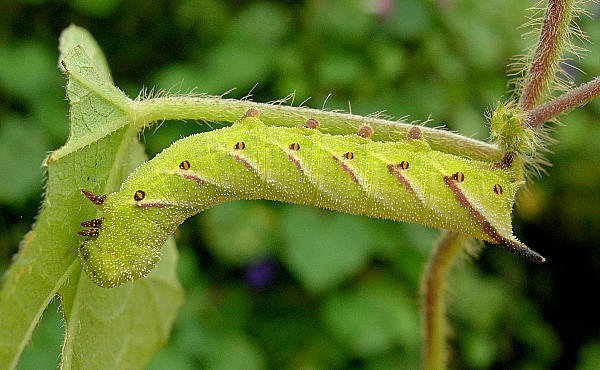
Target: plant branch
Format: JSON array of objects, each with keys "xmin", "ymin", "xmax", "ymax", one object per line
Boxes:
[
  {"xmin": 519, "ymin": 0, "xmax": 573, "ymax": 111},
  {"xmin": 132, "ymin": 97, "xmax": 502, "ymax": 161},
  {"xmin": 526, "ymin": 76, "xmax": 600, "ymax": 127},
  {"xmin": 421, "ymin": 231, "xmax": 470, "ymax": 370}
]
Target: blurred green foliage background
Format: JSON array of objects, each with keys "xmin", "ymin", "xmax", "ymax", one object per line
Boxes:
[{"xmin": 1, "ymin": 0, "xmax": 600, "ymax": 369}]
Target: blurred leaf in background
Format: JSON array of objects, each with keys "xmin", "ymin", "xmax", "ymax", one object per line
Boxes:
[{"xmin": 1, "ymin": 0, "xmax": 599, "ymax": 369}]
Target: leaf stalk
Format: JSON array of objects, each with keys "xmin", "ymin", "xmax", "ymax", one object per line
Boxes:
[
  {"xmin": 421, "ymin": 232, "xmax": 470, "ymax": 370},
  {"xmin": 132, "ymin": 97, "xmax": 503, "ymax": 161}
]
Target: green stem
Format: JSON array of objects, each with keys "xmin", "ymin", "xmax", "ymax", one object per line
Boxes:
[
  {"xmin": 421, "ymin": 231, "xmax": 470, "ymax": 370},
  {"xmin": 131, "ymin": 97, "xmax": 502, "ymax": 161}
]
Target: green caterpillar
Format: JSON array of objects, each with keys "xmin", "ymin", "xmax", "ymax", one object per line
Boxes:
[{"xmin": 79, "ymin": 109, "xmax": 544, "ymax": 288}]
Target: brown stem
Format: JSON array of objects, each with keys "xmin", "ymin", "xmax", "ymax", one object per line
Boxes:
[
  {"xmin": 519, "ymin": 0, "xmax": 572, "ymax": 111},
  {"xmin": 526, "ymin": 76, "xmax": 600, "ymax": 128},
  {"xmin": 421, "ymin": 231, "xmax": 469, "ymax": 370}
]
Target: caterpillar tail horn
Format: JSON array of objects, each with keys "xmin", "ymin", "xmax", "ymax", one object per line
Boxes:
[{"xmin": 501, "ymin": 238, "xmax": 545, "ymax": 262}]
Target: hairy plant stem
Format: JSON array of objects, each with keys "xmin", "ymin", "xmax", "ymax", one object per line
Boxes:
[
  {"xmin": 526, "ymin": 76, "xmax": 600, "ymax": 127},
  {"xmin": 421, "ymin": 232, "xmax": 470, "ymax": 370},
  {"xmin": 131, "ymin": 97, "xmax": 502, "ymax": 161},
  {"xmin": 519, "ymin": 0, "xmax": 573, "ymax": 111}
]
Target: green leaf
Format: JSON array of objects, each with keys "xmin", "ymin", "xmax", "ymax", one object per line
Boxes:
[
  {"xmin": 59, "ymin": 240, "xmax": 182, "ymax": 368},
  {"xmin": 0, "ymin": 41, "xmax": 57, "ymax": 101},
  {"xmin": 67, "ymin": 0, "xmax": 123, "ymax": 18},
  {"xmin": 58, "ymin": 24, "xmax": 114, "ymax": 83},
  {"xmin": 576, "ymin": 339, "xmax": 600, "ymax": 370},
  {"xmin": 280, "ymin": 207, "xmax": 373, "ymax": 293},
  {"xmin": 201, "ymin": 201, "xmax": 278, "ymax": 266},
  {"xmin": 0, "ymin": 115, "xmax": 50, "ymax": 205},
  {"xmin": 17, "ymin": 298, "xmax": 64, "ymax": 368},
  {"xmin": 0, "ymin": 25, "xmax": 183, "ymax": 369},
  {"xmin": 321, "ymin": 276, "xmax": 420, "ymax": 358},
  {"xmin": 202, "ymin": 332, "xmax": 266, "ymax": 370},
  {"xmin": 53, "ymin": 34, "xmax": 131, "ymax": 160}
]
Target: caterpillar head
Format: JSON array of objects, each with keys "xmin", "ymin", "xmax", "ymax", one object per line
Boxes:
[{"xmin": 78, "ymin": 189, "xmax": 162, "ymax": 288}]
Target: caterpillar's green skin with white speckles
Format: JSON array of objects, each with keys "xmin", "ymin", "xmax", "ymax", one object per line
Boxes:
[{"xmin": 80, "ymin": 114, "xmax": 543, "ymax": 288}]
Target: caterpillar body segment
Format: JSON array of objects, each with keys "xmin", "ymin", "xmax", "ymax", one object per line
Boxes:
[{"xmin": 79, "ymin": 112, "xmax": 543, "ymax": 288}]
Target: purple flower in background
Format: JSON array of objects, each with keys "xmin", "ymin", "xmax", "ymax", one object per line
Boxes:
[
  {"xmin": 365, "ymin": 0, "xmax": 394, "ymax": 18},
  {"xmin": 245, "ymin": 258, "xmax": 276, "ymax": 290}
]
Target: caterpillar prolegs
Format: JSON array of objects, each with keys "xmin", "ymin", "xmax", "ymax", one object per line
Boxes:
[{"xmin": 79, "ymin": 109, "xmax": 544, "ymax": 288}]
